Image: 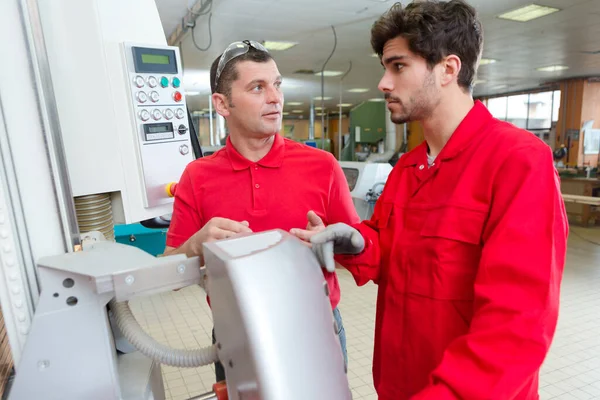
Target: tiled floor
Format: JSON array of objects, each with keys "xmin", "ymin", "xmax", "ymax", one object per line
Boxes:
[{"xmin": 130, "ymin": 225, "xmax": 600, "ymax": 400}]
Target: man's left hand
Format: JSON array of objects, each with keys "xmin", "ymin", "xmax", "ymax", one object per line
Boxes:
[{"xmin": 290, "ymin": 210, "xmax": 326, "ymax": 243}]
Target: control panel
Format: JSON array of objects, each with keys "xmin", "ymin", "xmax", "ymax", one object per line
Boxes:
[{"xmin": 124, "ymin": 43, "xmax": 194, "ymax": 208}]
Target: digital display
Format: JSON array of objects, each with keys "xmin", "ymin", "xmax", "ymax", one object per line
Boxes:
[
  {"xmin": 132, "ymin": 46, "xmax": 178, "ymax": 74},
  {"xmin": 144, "ymin": 122, "xmax": 174, "ymax": 141},
  {"xmin": 141, "ymin": 54, "xmax": 170, "ymax": 65},
  {"xmin": 148, "ymin": 124, "xmax": 170, "ymax": 133}
]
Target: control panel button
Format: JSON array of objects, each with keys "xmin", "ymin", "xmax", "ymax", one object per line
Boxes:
[
  {"xmin": 175, "ymin": 108, "xmax": 185, "ymax": 119},
  {"xmin": 177, "ymin": 124, "xmax": 188, "ymax": 135},
  {"xmin": 152, "ymin": 109, "xmax": 162, "ymax": 121},
  {"xmin": 136, "ymin": 91, "xmax": 148, "ymax": 103},
  {"xmin": 179, "ymin": 145, "xmax": 189, "ymax": 155},
  {"xmin": 139, "ymin": 109, "xmax": 150, "ymax": 121},
  {"xmin": 172, "ymin": 77, "xmax": 181, "ymax": 88},
  {"xmin": 160, "ymin": 76, "xmax": 169, "ymax": 88},
  {"xmin": 150, "ymin": 91, "xmax": 160, "ymax": 103},
  {"xmin": 173, "ymin": 91, "xmax": 183, "ymax": 102},
  {"xmin": 147, "ymin": 76, "xmax": 158, "ymax": 88},
  {"xmin": 133, "ymin": 75, "xmax": 145, "ymax": 88},
  {"xmin": 164, "ymin": 109, "xmax": 174, "ymax": 120}
]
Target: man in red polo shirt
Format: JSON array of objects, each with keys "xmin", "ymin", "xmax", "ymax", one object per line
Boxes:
[
  {"xmin": 303, "ymin": 1, "xmax": 569, "ymax": 400},
  {"xmin": 163, "ymin": 40, "xmax": 359, "ymax": 382}
]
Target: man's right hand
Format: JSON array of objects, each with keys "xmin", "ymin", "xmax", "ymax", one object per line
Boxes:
[
  {"xmin": 164, "ymin": 217, "xmax": 252, "ymax": 260},
  {"xmin": 310, "ymin": 223, "xmax": 365, "ymax": 273}
]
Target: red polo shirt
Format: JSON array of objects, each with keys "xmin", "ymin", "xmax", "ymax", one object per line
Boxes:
[{"xmin": 167, "ymin": 133, "xmax": 360, "ymax": 309}]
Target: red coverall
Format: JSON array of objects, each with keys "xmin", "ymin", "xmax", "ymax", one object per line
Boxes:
[{"xmin": 337, "ymin": 101, "xmax": 568, "ymax": 400}]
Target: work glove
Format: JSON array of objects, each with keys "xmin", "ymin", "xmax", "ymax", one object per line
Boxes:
[{"xmin": 310, "ymin": 223, "xmax": 365, "ymax": 273}]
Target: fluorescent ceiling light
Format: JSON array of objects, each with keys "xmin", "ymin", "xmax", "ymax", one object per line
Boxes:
[
  {"xmin": 474, "ymin": 79, "xmax": 486, "ymax": 84},
  {"xmin": 282, "ymin": 112, "xmax": 290, "ymax": 115},
  {"xmin": 368, "ymin": 98, "xmax": 385, "ymax": 102},
  {"xmin": 371, "ymin": 53, "xmax": 379, "ymax": 58},
  {"xmin": 498, "ymin": 4, "xmax": 560, "ymax": 22},
  {"xmin": 337, "ymin": 103, "xmax": 353, "ymax": 107},
  {"xmin": 313, "ymin": 96, "xmax": 332, "ymax": 101},
  {"xmin": 287, "ymin": 101, "xmax": 304, "ymax": 106},
  {"xmin": 263, "ymin": 41, "xmax": 298, "ymax": 51},
  {"xmin": 492, "ymin": 84, "xmax": 508, "ymax": 90},
  {"xmin": 479, "ymin": 58, "xmax": 497, "ymax": 65},
  {"xmin": 292, "ymin": 110, "xmax": 303, "ymax": 113},
  {"xmin": 348, "ymin": 88, "xmax": 369, "ymax": 93},
  {"xmin": 281, "ymin": 82, "xmax": 301, "ymax": 89},
  {"xmin": 186, "ymin": 91, "xmax": 201, "ymax": 96},
  {"xmin": 314, "ymin": 106, "xmax": 324, "ymax": 110},
  {"xmin": 536, "ymin": 65, "xmax": 569, "ymax": 72},
  {"xmin": 314, "ymin": 71, "xmax": 343, "ymax": 77}
]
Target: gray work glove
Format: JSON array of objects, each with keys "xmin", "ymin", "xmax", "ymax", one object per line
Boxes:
[{"xmin": 310, "ymin": 223, "xmax": 365, "ymax": 273}]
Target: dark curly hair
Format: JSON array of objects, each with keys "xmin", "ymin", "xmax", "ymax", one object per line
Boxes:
[{"xmin": 371, "ymin": 0, "xmax": 483, "ymax": 92}]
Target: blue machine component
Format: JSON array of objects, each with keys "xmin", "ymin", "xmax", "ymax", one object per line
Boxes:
[{"xmin": 114, "ymin": 223, "xmax": 167, "ymax": 256}]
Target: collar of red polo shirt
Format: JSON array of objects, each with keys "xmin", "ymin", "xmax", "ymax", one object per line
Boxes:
[{"xmin": 225, "ymin": 133, "xmax": 285, "ymax": 170}]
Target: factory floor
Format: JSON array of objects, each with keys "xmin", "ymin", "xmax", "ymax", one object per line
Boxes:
[{"xmin": 130, "ymin": 226, "xmax": 600, "ymax": 400}]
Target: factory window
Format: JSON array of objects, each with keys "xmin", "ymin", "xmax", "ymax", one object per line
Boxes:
[{"xmin": 485, "ymin": 90, "xmax": 560, "ymax": 131}]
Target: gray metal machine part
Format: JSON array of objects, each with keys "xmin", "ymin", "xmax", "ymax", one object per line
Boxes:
[
  {"xmin": 204, "ymin": 230, "xmax": 352, "ymax": 400},
  {"xmin": 9, "ymin": 231, "xmax": 352, "ymax": 399},
  {"xmin": 8, "ymin": 242, "xmax": 201, "ymax": 400}
]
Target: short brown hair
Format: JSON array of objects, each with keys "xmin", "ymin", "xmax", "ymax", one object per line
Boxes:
[
  {"xmin": 210, "ymin": 48, "xmax": 273, "ymax": 98},
  {"xmin": 371, "ymin": 0, "xmax": 483, "ymax": 91}
]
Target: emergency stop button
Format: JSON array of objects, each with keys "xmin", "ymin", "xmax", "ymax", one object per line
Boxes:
[
  {"xmin": 173, "ymin": 91, "xmax": 183, "ymax": 102},
  {"xmin": 165, "ymin": 182, "xmax": 178, "ymax": 197}
]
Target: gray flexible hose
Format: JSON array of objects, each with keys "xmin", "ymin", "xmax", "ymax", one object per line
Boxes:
[{"xmin": 110, "ymin": 299, "xmax": 219, "ymax": 368}]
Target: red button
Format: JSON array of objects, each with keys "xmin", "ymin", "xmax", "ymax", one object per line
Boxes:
[{"xmin": 173, "ymin": 91, "xmax": 183, "ymax": 102}]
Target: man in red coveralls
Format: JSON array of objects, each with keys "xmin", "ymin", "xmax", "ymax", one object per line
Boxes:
[
  {"xmin": 163, "ymin": 40, "xmax": 359, "ymax": 382},
  {"xmin": 305, "ymin": 1, "xmax": 569, "ymax": 399}
]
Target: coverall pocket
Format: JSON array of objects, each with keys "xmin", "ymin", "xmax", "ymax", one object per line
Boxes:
[{"xmin": 412, "ymin": 206, "xmax": 486, "ymax": 300}]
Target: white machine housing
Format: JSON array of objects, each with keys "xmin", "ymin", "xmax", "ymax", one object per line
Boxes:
[
  {"xmin": 339, "ymin": 161, "xmax": 393, "ymax": 220},
  {"xmin": 37, "ymin": 0, "xmax": 194, "ymax": 223}
]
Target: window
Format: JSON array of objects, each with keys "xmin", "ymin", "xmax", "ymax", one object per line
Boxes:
[
  {"xmin": 552, "ymin": 90, "xmax": 561, "ymax": 122},
  {"xmin": 528, "ymin": 91, "xmax": 553, "ymax": 130},
  {"xmin": 488, "ymin": 97, "xmax": 507, "ymax": 120},
  {"xmin": 484, "ymin": 90, "xmax": 561, "ymax": 132},
  {"xmin": 506, "ymin": 94, "xmax": 529, "ymax": 129}
]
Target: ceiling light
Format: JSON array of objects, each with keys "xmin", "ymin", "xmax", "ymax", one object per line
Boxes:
[
  {"xmin": 536, "ymin": 65, "xmax": 569, "ymax": 72},
  {"xmin": 313, "ymin": 96, "xmax": 332, "ymax": 101},
  {"xmin": 314, "ymin": 106, "xmax": 324, "ymax": 110},
  {"xmin": 292, "ymin": 110, "xmax": 303, "ymax": 113},
  {"xmin": 479, "ymin": 58, "xmax": 497, "ymax": 65},
  {"xmin": 281, "ymin": 82, "xmax": 301, "ymax": 89},
  {"xmin": 262, "ymin": 41, "xmax": 298, "ymax": 51},
  {"xmin": 282, "ymin": 112, "xmax": 290, "ymax": 116},
  {"xmin": 368, "ymin": 98, "xmax": 385, "ymax": 102},
  {"xmin": 287, "ymin": 102, "xmax": 304, "ymax": 106},
  {"xmin": 492, "ymin": 84, "xmax": 508, "ymax": 90},
  {"xmin": 498, "ymin": 4, "xmax": 560, "ymax": 22},
  {"xmin": 348, "ymin": 88, "xmax": 369, "ymax": 93},
  {"xmin": 371, "ymin": 53, "xmax": 379, "ymax": 58},
  {"xmin": 186, "ymin": 91, "xmax": 201, "ymax": 96},
  {"xmin": 314, "ymin": 71, "xmax": 343, "ymax": 77},
  {"xmin": 337, "ymin": 103, "xmax": 353, "ymax": 107},
  {"xmin": 474, "ymin": 79, "xmax": 486, "ymax": 85}
]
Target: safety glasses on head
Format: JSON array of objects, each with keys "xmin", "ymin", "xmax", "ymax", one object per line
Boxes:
[{"xmin": 215, "ymin": 40, "xmax": 269, "ymax": 87}]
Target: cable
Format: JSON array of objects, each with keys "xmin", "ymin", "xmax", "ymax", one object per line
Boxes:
[
  {"xmin": 320, "ymin": 26, "xmax": 337, "ymax": 150},
  {"xmin": 191, "ymin": 12, "xmax": 213, "ymax": 52},
  {"xmin": 569, "ymin": 227, "xmax": 600, "ymax": 246}
]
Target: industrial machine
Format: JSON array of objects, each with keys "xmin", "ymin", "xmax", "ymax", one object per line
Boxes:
[
  {"xmin": 9, "ymin": 231, "xmax": 351, "ymax": 399},
  {"xmin": 340, "ymin": 161, "xmax": 393, "ymax": 220},
  {"xmin": 0, "ymin": 0, "xmax": 352, "ymax": 399}
]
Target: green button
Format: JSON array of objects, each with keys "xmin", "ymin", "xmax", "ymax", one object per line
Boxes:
[
  {"xmin": 160, "ymin": 77, "xmax": 169, "ymax": 88},
  {"xmin": 172, "ymin": 77, "xmax": 181, "ymax": 88}
]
